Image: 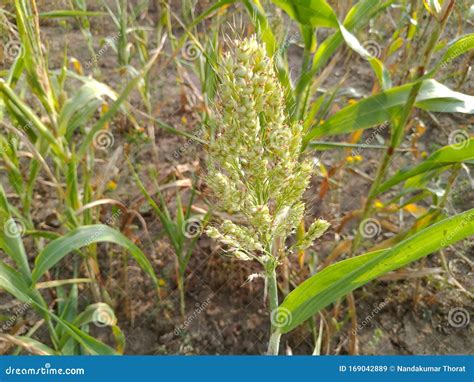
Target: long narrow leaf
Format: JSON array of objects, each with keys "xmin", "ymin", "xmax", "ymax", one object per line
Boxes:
[
  {"xmin": 304, "ymin": 79, "xmax": 474, "ymax": 143},
  {"xmin": 31, "ymin": 225, "xmax": 158, "ymax": 287},
  {"xmin": 376, "ymin": 138, "xmax": 474, "ymax": 195},
  {"xmin": 278, "ymin": 209, "xmax": 474, "ymax": 333}
]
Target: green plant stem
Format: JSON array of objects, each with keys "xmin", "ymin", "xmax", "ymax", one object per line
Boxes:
[
  {"xmin": 178, "ymin": 270, "xmax": 185, "ymax": 318},
  {"xmin": 351, "ymin": 4, "xmax": 454, "ymax": 253},
  {"xmin": 266, "ymin": 260, "xmax": 280, "ymax": 355}
]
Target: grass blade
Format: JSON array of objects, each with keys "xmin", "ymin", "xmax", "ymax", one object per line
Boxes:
[
  {"xmin": 31, "ymin": 225, "xmax": 158, "ymax": 287},
  {"xmin": 304, "ymin": 79, "xmax": 474, "ymax": 144},
  {"xmin": 278, "ymin": 208, "xmax": 474, "ymax": 333},
  {"xmin": 376, "ymin": 138, "xmax": 474, "ymax": 195}
]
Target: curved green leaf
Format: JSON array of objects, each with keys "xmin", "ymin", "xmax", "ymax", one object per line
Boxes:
[
  {"xmin": 71, "ymin": 303, "xmax": 125, "ymax": 354},
  {"xmin": 436, "ymin": 34, "xmax": 474, "ymax": 69},
  {"xmin": 73, "ymin": 303, "xmax": 117, "ymax": 327},
  {"xmin": 0, "ymin": 186, "xmax": 31, "ymax": 281},
  {"xmin": 0, "ymin": 260, "xmax": 36, "ymax": 304},
  {"xmin": 0, "ymin": 80, "xmax": 66, "ymax": 161},
  {"xmin": 31, "ymin": 225, "xmax": 158, "ymax": 287},
  {"xmin": 376, "ymin": 138, "xmax": 474, "ymax": 195},
  {"xmin": 299, "ymin": 0, "xmax": 393, "ymax": 93},
  {"xmin": 77, "ymin": 49, "xmax": 160, "ymax": 160},
  {"xmin": 278, "ymin": 208, "xmax": 474, "ymax": 333},
  {"xmin": 59, "ymin": 79, "xmax": 117, "ymax": 138},
  {"xmin": 271, "ymin": 0, "xmax": 339, "ymax": 28},
  {"xmin": 0, "ymin": 261, "xmax": 115, "ymax": 355},
  {"xmin": 338, "ymin": 23, "xmax": 391, "ymax": 89},
  {"xmin": 304, "ymin": 79, "xmax": 474, "ymax": 144}
]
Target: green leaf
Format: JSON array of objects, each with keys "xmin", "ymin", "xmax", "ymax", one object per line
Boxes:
[
  {"xmin": 338, "ymin": 24, "xmax": 391, "ymax": 89},
  {"xmin": 77, "ymin": 48, "xmax": 160, "ymax": 159},
  {"xmin": 31, "ymin": 225, "xmax": 158, "ymax": 287},
  {"xmin": 431, "ymin": 34, "xmax": 474, "ymax": 73},
  {"xmin": 73, "ymin": 303, "xmax": 117, "ymax": 327},
  {"xmin": 44, "ymin": 308, "xmax": 117, "ymax": 355},
  {"xmin": 278, "ymin": 209, "xmax": 474, "ymax": 333},
  {"xmin": 39, "ymin": 10, "xmax": 106, "ymax": 18},
  {"xmin": 376, "ymin": 138, "xmax": 474, "ymax": 195},
  {"xmin": 0, "ymin": 186, "xmax": 31, "ymax": 281},
  {"xmin": 59, "ymin": 79, "xmax": 117, "ymax": 138},
  {"xmin": 304, "ymin": 79, "xmax": 474, "ymax": 143},
  {"xmin": 271, "ymin": 0, "xmax": 339, "ymax": 28},
  {"xmin": 0, "ymin": 260, "xmax": 116, "ymax": 355},
  {"xmin": 300, "ymin": 0, "xmax": 392, "ymax": 93},
  {"xmin": 0, "ymin": 260, "xmax": 35, "ymax": 303},
  {"xmin": 0, "ymin": 80, "xmax": 66, "ymax": 161},
  {"xmin": 71, "ymin": 303, "xmax": 125, "ymax": 354}
]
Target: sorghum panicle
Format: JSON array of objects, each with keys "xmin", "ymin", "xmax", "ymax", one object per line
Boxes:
[{"xmin": 206, "ymin": 36, "xmax": 329, "ymax": 262}]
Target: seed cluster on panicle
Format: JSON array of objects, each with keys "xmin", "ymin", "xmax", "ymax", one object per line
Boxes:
[{"xmin": 206, "ymin": 36, "xmax": 329, "ymax": 261}]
